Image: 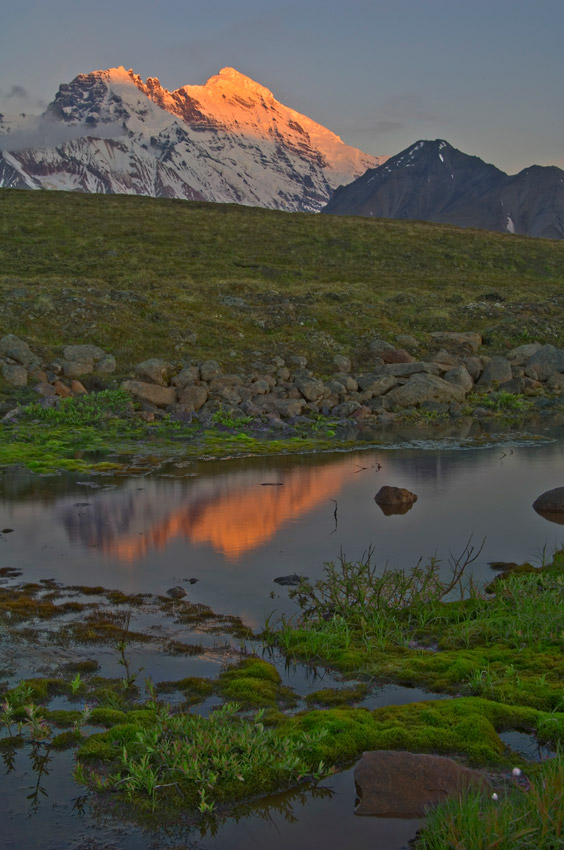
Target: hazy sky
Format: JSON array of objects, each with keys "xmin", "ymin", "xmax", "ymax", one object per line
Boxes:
[{"xmin": 1, "ymin": 0, "xmax": 561, "ymax": 174}]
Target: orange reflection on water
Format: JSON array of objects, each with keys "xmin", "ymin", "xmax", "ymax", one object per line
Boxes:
[{"xmin": 103, "ymin": 458, "xmax": 357, "ymax": 562}]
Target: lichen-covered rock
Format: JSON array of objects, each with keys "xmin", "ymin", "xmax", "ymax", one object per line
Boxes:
[
  {"xmin": 0, "ymin": 334, "xmax": 40, "ymax": 370},
  {"xmin": 94, "ymin": 354, "xmax": 116, "ymax": 375},
  {"xmin": 121, "ymin": 380, "xmax": 176, "ymax": 408},
  {"xmin": 172, "ymin": 365, "xmax": 200, "ymax": 388},
  {"xmin": 272, "ymin": 398, "xmax": 305, "ymax": 418},
  {"xmin": 294, "ymin": 375, "xmax": 327, "ymax": 402},
  {"xmin": 381, "ymin": 348, "xmax": 415, "ymax": 364},
  {"xmin": 62, "ymin": 358, "xmax": 94, "ymax": 378},
  {"xmin": 63, "ymin": 344, "xmax": 105, "ymax": 362},
  {"xmin": 333, "ymin": 354, "xmax": 352, "ymax": 373},
  {"xmin": 525, "ymin": 345, "xmax": 564, "ymax": 381},
  {"xmin": 443, "ymin": 365, "xmax": 474, "ymax": 394},
  {"xmin": 356, "ymin": 374, "xmax": 397, "ymax": 395},
  {"xmin": 354, "ymin": 751, "xmax": 490, "ymax": 817},
  {"xmin": 429, "ymin": 331, "xmax": 482, "ymax": 354},
  {"xmin": 200, "ymin": 359, "xmax": 222, "ymax": 382}
]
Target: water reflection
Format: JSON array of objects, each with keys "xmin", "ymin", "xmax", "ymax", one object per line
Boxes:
[{"xmin": 59, "ymin": 457, "xmax": 361, "ymax": 561}]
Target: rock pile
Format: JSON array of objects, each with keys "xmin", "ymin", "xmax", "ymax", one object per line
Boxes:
[{"xmin": 3, "ymin": 331, "xmax": 564, "ymax": 425}]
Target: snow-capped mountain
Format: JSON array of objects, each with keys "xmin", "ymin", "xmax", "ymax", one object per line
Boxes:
[
  {"xmin": 0, "ymin": 66, "xmax": 385, "ymax": 212},
  {"xmin": 322, "ymin": 139, "xmax": 564, "ymax": 239}
]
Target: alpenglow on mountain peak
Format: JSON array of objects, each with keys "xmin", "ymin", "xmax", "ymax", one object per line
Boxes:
[{"xmin": 0, "ymin": 64, "xmax": 386, "ymax": 211}]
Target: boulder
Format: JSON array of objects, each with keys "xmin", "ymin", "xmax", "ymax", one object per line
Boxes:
[
  {"xmin": 63, "ymin": 358, "xmax": 94, "ymax": 378},
  {"xmin": 525, "ymin": 345, "xmax": 564, "ymax": 381},
  {"xmin": 121, "ymin": 380, "xmax": 176, "ymax": 408},
  {"xmin": 429, "ymin": 331, "xmax": 482, "ymax": 354},
  {"xmin": 172, "ymin": 365, "xmax": 200, "ymax": 388},
  {"xmin": 354, "ymin": 751, "xmax": 490, "ymax": 817},
  {"xmin": 378, "ymin": 362, "xmax": 442, "ymax": 377},
  {"xmin": 332, "ymin": 400, "xmax": 361, "ymax": 417},
  {"xmin": 356, "ymin": 374, "xmax": 397, "ymax": 395},
  {"xmin": 294, "ymin": 375, "xmax": 327, "ymax": 402},
  {"xmin": 506, "ymin": 342, "xmax": 542, "ymax": 364},
  {"xmin": 176, "ymin": 384, "xmax": 208, "ymax": 412},
  {"xmin": 533, "ymin": 487, "xmax": 564, "ymax": 521},
  {"xmin": 374, "ymin": 486, "xmax": 418, "ymax": 516},
  {"xmin": 385, "ymin": 374, "xmax": 466, "ymax": 408},
  {"xmin": 34, "ymin": 382, "xmax": 57, "ymax": 398},
  {"xmin": 462, "ymin": 356, "xmax": 483, "ymax": 381},
  {"xmin": 200, "ymin": 359, "xmax": 222, "ymax": 382},
  {"xmin": 381, "ymin": 348, "xmax": 415, "ymax": 364},
  {"xmin": 94, "ymin": 354, "xmax": 116, "ymax": 375},
  {"xmin": 135, "ymin": 358, "xmax": 172, "ymax": 386},
  {"xmin": 70, "ymin": 380, "xmax": 88, "ymax": 395},
  {"xmin": 166, "ymin": 586, "xmax": 187, "ymax": 599},
  {"xmin": 431, "ymin": 349, "xmax": 460, "ymax": 369},
  {"xmin": 476, "ymin": 356, "xmax": 513, "ymax": 390},
  {"xmin": 0, "ymin": 334, "xmax": 40, "ymax": 370},
  {"xmin": 333, "ymin": 354, "xmax": 352, "ymax": 373},
  {"xmin": 63, "ymin": 344, "xmax": 105, "ymax": 362},
  {"xmin": 334, "ymin": 373, "xmax": 359, "ymax": 392},
  {"xmin": 53, "ymin": 380, "xmax": 73, "ymax": 398},
  {"xmin": 368, "ymin": 338, "xmax": 395, "ymax": 355},
  {"xmin": 1, "ymin": 364, "xmax": 27, "ymax": 387},
  {"xmin": 272, "ymin": 398, "xmax": 306, "ymax": 418},
  {"xmin": 443, "ymin": 365, "xmax": 474, "ymax": 394}
]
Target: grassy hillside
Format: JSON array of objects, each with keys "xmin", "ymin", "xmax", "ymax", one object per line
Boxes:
[{"xmin": 1, "ymin": 188, "xmax": 564, "ymax": 372}]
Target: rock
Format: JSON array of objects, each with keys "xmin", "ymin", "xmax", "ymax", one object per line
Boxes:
[
  {"xmin": 135, "ymin": 358, "xmax": 172, "ymax": 386},
  {"xmin": 431, "ymin": 349, "xmax": 460, "ymax": 369},
  {"xmin": 356, "ymin": 374, "xmax": 397, "ymax": 395},
  {"xmin": 547, "ymin": 373, "xmax": 564, "ymax": 392},
  {"xmin": 121, "ymin": 380, "xmax": 176, "ymax": 408},
  {"xmin": 294, "ymin": 375, "xmax": 327, "ymax": 402},
  {"xmin": 332, "ymin": 400, "xmax": 361, "ymax": 417},
  {"xmin": 200, "ymin": 359, "xmax": 222, "ymax": 382},
  {"xmin": 95, "ymin": 354, "xmax": 116, "ymax": 375},
  {"xmin": 506, "ymin": 342, "xmax": 542, "ymax": 364},
  {"xmin": 429, "ymin": 331, "xmax": 482, "ymax": 354},
  {"xmin": 378, "ymin": 362, "xmax": 442, "ymax": 377},
  {"xmin": 34, "ymin": 381, "xmax": 57, "ymax": 398},
  {"xmin": 333, "ymin": 354, "xmax": 352, "ymax": 373},
  {"xmin": 368, "ymin": 337, "xmax": 395, "ymax": 355},
  {"xmin": 276, "ymin": 366, "xmax": 291, "ymax": 382},
  {"xmin": 525, "ymin": 345, "xmax": 564, "ymax": 381},
  {"xmin": 251, "ymin": 379, "xmax": 270, "ymax": 395},
  {"xmin": 395, "ymin": 334, "xmax": 419, "ymax": 350},
  {"xmin": 443, "ymin": 365, "xmax": 474, "ymax": 394},
  {"xmin": 374, "ymin": 486, "xmax": 418, "ymax": 515},
  {"xmin": 381, "ymin": 348, "xmax": 415, "ymax": 364},
  {"xmin": 166, "ymin": 586, "xmax": 187, "ymax": 599},
  {"xmin": 70, "ymin": 380, "xmax": 88, "ymax": 395},
  {"xmin": 62, "ymin": 358, "xmax": 94, "ymax": 378},
  {"xmin": 63, "ymin": 344, "xmax": 105, "ymax": 362},
  {"xmin": 273, "ymin": 398, "xmax": 305, "ymax": 418},
  {"xmin": 0, "ymin": 334, "xmax": 40, "ymax": 370},
  {"xmin": 462, "ymin": 356, "xmax": 483, "ymax": 381},
  {"xmin": 385, "ymin": 374, "xmax": 466, "ymax": 408},
  {"xmin": 287, "ymin": 355, "xmax": 308, "ymax": 368},
  {"xmin": 176, "ymin": 384, "xmax": 208, "ymax": 412},
  {"xmin": 533, "ymin": 487, "xmax": 564, "ymax": 521},
  {"xmin": 53, "ymin": 381, "xmax": 73, "ymax": 398},
  {"xmin": 1, "ymin": 364, "xmax": 27, "ymax": 386},
  {"xmin": 354, "ymin": 751, "xmax": 490, "ymax": 817},
  {"xmin": 273, "ymin": 574, "xmax": 307, "ymax": 586},
  {"xmin": 476, "ymin": 356, "xmax": 513, "ymax": 390},
  {"xmin": 172, "ymin": 365, "xmax": 200, "ymax": 388},
  {"xmin": 334, "ymin": 373, "xmax": 359, "ymax": 392},
  {"xmin": 30, "ymin": 370, "xmax": 48, "ymax": 383}
]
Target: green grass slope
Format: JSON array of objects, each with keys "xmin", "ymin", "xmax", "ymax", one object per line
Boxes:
[{"xmin": 1, "ymin": 188, "xmax": 564, "ymax": 371}]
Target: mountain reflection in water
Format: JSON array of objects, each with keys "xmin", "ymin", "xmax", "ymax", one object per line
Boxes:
[{"xmin": 60, "ymin": 456, "xmax": 362, "ymax": 562}]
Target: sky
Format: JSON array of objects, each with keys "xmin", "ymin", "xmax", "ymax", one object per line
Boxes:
[{"xmin": 0, "ymin": 0, "xmax": 562, "ymax": 174}]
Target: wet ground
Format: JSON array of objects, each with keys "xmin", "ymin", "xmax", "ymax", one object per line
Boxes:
[{"xmin": 2, "ymin": 427, "xmax": 563, "ymax": 848}]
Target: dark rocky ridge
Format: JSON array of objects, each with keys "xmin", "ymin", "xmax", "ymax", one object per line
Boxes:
[{"xmin": 322, "ymin": 140, "xmax": 564, "ymax": 240}]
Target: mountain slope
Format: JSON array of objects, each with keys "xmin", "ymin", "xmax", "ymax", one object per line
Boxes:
[
  {"xmin": 0, "ymin": 66, "xmax": 384, "ymax": 212},
  {"xmin": 322, "ymin": 140, "xmax": 564, "ymax": 239}
]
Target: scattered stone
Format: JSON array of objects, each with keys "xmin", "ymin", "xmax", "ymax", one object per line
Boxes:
[
  {"xmin": 395, "ymin": 334, "xmax": 419, "ymax": 350},
  {"xmin": 356, "ymin": 374, "xmax": 398, "ymax": 395},
  {"xmin": 172, "ymin": 365, "xmax": 200, "ymax": 388},
  {"xmin": 381, "ymin": 348, "xmax": 415, "ymax": 364},
  {"xmin": 62, "ymin": 358, "xmax": 94, "ymax": 378},
  {"xmin": 0, "ymin": 334, "xmax": 40, "ymax": 370},
  {"xmin": 166, "ymin": 586, "xmax": 187, "ymax": 599},
  {"xmin": 374, "ymin": 486, "xmax": 418, "ymax": 515},
  {"xmin": 70, "ymin": 380, "xmax": 88, "ymax": 395},
  {"xmin": 354, "ymin": 750, "xmax": 490, "ymax": 817},
  {"xmin": 121, "ymin": 380, "xmax": 177, "ymax": 408},
  {"xmin": 506, "ymin": 343, "xmax": 542, "ymax": 364},
  {"xmin": 525, "ymin": 345, "xmax": 564, "ymax": 382},
  {"xmin": 368, "ymin": 337, "xmax": 394, "ymax": 355},
  {"xmin": 443, "ymin": 365, "xmax": 474, "ymax": 394},
  {"xmin": 294, "ymin": 375, "xmax": 327, "ymax": 402},
  {"xmin": 34, "ymin": 382, "xmax": 57, "ymax": 398},
  {"xmin": 63, "ymin": 344, "xmax": 105, "ymax": 362},
  {"xmin": 176, "ymin": 384, "xmax": 208, "ymax": 411}
]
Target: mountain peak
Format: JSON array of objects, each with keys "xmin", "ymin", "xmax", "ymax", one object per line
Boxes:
[{"xmin": 183, "ymin": 67, "xmax": 275, "ymax": 101}]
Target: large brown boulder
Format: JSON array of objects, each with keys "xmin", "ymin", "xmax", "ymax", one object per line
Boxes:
[
  {"xmin": 354, "ymin": 751, "xmax": 490, "ymax": 817},
  {"xmin": 375, "ymin": 486, "xmax": 417, "ymax": 515}
]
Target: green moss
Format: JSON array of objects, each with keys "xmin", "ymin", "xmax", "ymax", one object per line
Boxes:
[
  {"xmin": 64, "ymin": 659, "xmax": 101, "ymax": 675},
  {"xmin": 156, "ymin": 676, "xmax": 213, "ymax": 704},
  {"xmin": 50, "ymin": 729, "xmax": 82, "ymax": 750},
  {"xmin": 305, "ymin": 683, "xmax": 368, "ymax": 707},
  {"xmin": 89, "ymin": 708, "xmax": 127, "ymax": 726},
  {"xmin": 46, "ymin": 709, "xmax": 82, "ymax": 727},
  {"xmin": 218, "ymin": 658, "xmax": 297, "ymax": 709}
]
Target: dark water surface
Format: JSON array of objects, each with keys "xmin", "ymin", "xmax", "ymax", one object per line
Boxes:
[{"xmin": 2, "ymin": 432, "xmax": 564, "ymax": 849}]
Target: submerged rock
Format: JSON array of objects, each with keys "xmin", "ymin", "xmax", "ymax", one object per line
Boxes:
[
  {"xmin": 273, "ymin": 574, "xmax": 307, "ymax": 586},
  {"xmin": 533, "ymin": 487, "xmax": 564, "ymax": 523},
  {"xmin": 374, "ymin": 486, "xmax": 418, "ymax": 516},
  {"xmin": 166, "ymin": 586, "xmax": 187, "ymax": 599},
  {"xmin": 354, "ymin": 750, "xmax": 490, "ymax": 817}
]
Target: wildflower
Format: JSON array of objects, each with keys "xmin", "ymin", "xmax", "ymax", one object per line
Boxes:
[
  {"xmin": 491, "ymin": 792, "xmax": 499, "ymax": 801},
  {"xmin": 512, "ymin": 767, "xmax": 522, "ymax": 777}
]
